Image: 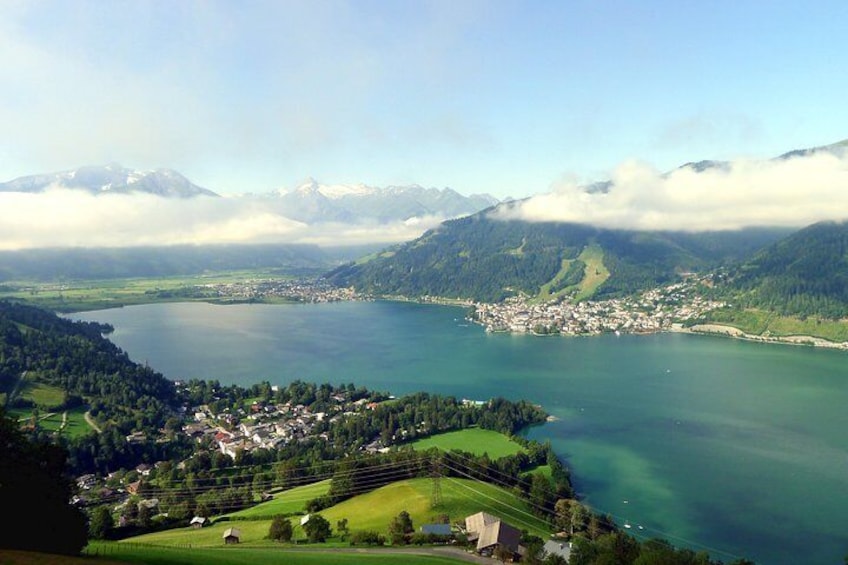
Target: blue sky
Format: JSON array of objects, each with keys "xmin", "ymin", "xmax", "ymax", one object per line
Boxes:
[{"xmin": 1, "ymin": 0, "xmax": 846, "ymax": 198}]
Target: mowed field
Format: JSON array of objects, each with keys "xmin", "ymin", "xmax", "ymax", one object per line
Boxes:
[
  {"xmin": 0, "ymin": 271, "xmax": 292, "ymax": 313},
  {"xmin": 406, "ymin": 428, "xmax": 525, "ymax": 459},
  {"xmin": 125, "ymin": 477, "xmax": 551, "ymax": 548},
  {"xmin": 85, "ymin": 542, "xmax": 471, "ymax": 565},
  {"xmin": 6, "ymin": 373, "xmax": 94, "ymax": 438},
  {"xmin": 223, "ymin": 480, "xmax": 331, "ymax": 520}
]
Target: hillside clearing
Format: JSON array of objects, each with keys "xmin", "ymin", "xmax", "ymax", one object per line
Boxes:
[
  {"xmin": 574, "ymin": 243, "xmax": 609, "ymax": 300},
  {"xmin": 405, "ymin": 428, "xmax": 525, "ymax": 459}
]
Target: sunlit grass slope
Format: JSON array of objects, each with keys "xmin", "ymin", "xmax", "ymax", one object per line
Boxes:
[
  {"xmin": 125, "ymin": 477, "xmax": 551, "ymax": 548},
  {"xmin": 406, "ymin": 428, "xmax": 525, "ymax": 459},
  {"xmin": 223, "ymin": 479, "xmax": 331, "ymax": 520}
]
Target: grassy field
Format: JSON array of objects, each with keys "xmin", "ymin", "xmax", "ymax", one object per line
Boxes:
[
  {"xmin": 126, "ymin": 518, "xmax": 276, "ymax": 547},
  {"xmin": 0, "ymin": 270, "xmax": 294, "ymax": 313},
  {"xmin": 573, "ymin": 243, "xmax": 609, "ymax": 301},
  {"xmin": 535, "ymin": 243, "xmax": 610, "ymax": 303},
  {"xmin": 38, "ymin": 407, "xmax": 92, "ymax": 437},
  {"xmin": 223, "ymin": 480, "xmax": 331, "ymax": 520},
  {"xmin": 321, "ymin": 478, "xmax": 550, "ymax": 538},
  {"xmin": 86, "ymin": 542, "xmax": 470, "ymax": 565},
  {"xmin": 8, "ymin": 405, "xmax": 94, "ymax": 438},
  {"xmin": 536, "ymin": 258, "xmax": 575, "ymax": 302},
  {"xmin": 125, "ymin": 477, "xmax": 551, "ymax": 548},
  {"xmin": 18, "ymin": 377, "xmax": 66, "ymax": 408},
  {"xmin": 522, "ymin": 465, "xmax": 552, "ymax": 480},
  {"xmin": 0, "ymin": 549, "xmax": 127, "ymax": 565},
  {"xmin": 701, "ymin": 308, "xmax": 848, "ymax": 342},
  {"xmin": 406, "ymin": 428, "xmax": 525, "ymax": 459}
]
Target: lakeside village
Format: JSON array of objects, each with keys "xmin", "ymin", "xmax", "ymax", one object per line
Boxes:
[
  {"xmin": 206, "ymin": 277, "xmax": 725, "ymax": 337},
  {"xmin": 189, "ymin": 277, "xmax": 848, "ymax": 347},
  {"xmin": 469, "ymin": 280, "xmax": 726, "ymax": 336},
  {"xmin": 72, "ymin": 385, "xmax": 397, "ymax": 508},
  {"xmin": 193, "ymin": 278, "xmax": 359, "ymax": 303}
]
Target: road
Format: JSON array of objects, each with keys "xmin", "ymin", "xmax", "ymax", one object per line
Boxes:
[{"xmin": 84, "ymin": 410, "xmax": 103, "ymax": 433}]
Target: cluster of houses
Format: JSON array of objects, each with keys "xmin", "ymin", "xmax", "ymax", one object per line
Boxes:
[
  {"xmin": 72, "ymin": 461, "xmax": 170, "ymax": 521},
  {"xmin": 199, "ymin": 279, "xmax": 360, "ymax": 303},
  {"xmin": 473, "ymin": 280, "xmax": 726, "ymax": 336},
  {"xmin": 184, "ymin": 394, "xmax": 379, "ymax": 460},
  {"xmin": 72, "ymin": 390, "xmax": 398, "ymax": 512}
]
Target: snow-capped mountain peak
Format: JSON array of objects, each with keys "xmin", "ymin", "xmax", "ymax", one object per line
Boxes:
[
  {"xmin": 0, "ymin": 164, "xmax": 219, "ymax": 198},
  {"xmin": 271, "ymin": 179, "xmax": 499, "ymax": 224},
  {"xmin": 287, "ymin": 178, "xmax": 378, "ymax": 200}
]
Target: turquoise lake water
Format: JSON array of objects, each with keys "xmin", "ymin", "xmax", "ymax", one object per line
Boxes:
[{"xmin": 73, "ymin": 301, "xmax": 848, "ymax": 564}]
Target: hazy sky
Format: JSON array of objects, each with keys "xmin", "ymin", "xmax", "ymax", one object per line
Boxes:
[{"xmin": 1, "ymin": 1, "xmax": 846, "ymax": 199}]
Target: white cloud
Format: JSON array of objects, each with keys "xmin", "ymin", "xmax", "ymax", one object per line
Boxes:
[
  {"xmin": 496, "ymin": 151, "xmax": 848, "ymax": 231},
  {"xmin": 0, "ymin": 190, "xmax": 445, "ymax": 250}
]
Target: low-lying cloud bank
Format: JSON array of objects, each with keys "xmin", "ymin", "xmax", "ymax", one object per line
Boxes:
[
  {"xmin": 495, "ymin": 151, "xmax": 848, "ymax": 231},
  {"xmin": 0, "ymin": 190, "xmax": 444, "ymax": 250}
]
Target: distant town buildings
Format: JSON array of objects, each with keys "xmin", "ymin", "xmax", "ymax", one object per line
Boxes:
[{"xmin": 472, "ymin": 280, "xmax": 726, "ymax": 337}]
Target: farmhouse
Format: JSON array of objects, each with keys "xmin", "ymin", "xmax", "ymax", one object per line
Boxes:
[
  {"xmin": 464, "ymin": 512, "xmax": 521, "ymax": 557},
  {"xmin": 189, "ymin": 516, "xmax": 207, "ymax": 528},
  {"xmin": 222, "ymin": 527, "xmax": 241, "ymax": 544}
]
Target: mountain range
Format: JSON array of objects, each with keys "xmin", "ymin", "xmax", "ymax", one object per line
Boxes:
[
  {"xmin": 326, "ymin": 213, "xmax": 792, "ymax": 302},
  {"xmin": 327, "ymin": 213, "xmax": 848, "ymax": 319},
  {"xmin": 268, "ymin": 178, "xmax": 499, "ymax": 224},
  {"xmin": 0, "ymin": 165, "xmax": 500, "ymax": 225},
  {"xmin": 328, "ymin": 140, "xmax": 848, "ymax": 318},
  {"xmin": 0, "ymin": 164, "xmax": 220, "ymax": 198}
]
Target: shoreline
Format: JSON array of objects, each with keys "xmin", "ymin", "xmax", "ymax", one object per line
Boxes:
[{"xmin": 670, "ymin": 323, "xmax": 848, "ymax": 350}]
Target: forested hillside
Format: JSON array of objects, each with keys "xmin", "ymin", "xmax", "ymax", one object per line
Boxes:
[
  {"xmin": 326, "ymin": 212, "xmax": 787, "ymax": 302},
  {"xmin": 0, "ymin": 300, "xmax": 184, "ymax": 472},
  {"xmin": 722, "ymin": 221, "xmax": 848, "ymax": 318}
]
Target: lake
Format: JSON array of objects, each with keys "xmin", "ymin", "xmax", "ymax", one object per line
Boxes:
[{"xmin": 72, "ymin": 300, "xmax": 848, "ymax": 564}]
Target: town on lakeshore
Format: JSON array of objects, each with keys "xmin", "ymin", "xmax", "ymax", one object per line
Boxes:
[
  {"xmin": 470, "ymin": 280, "xmax": 724, "ymax": 336},
  {"xmin": 204, "ymin": 277, "xmax": 848, "ymax": 349},
  {"xmin": 194, "ymin": 278, "xmax": 359, "ymax": 304}
]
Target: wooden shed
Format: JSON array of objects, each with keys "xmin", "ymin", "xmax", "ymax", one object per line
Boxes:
[{"xmin": 223, "ymin": 527, "xmax": 241, "ymax": 544}]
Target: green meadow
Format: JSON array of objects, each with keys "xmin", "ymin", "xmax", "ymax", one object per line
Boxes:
[
  {"xmin": 125, "ymin": 477, "xmax": 551, "ymax": 549},
  {"xmin": 0, "ymin": 270, "xmax": 294, "ymax": 313},
  {"xmin": 223, "ymin": 480, "xmax": 331, "ymax": 520},
  {"xmin": 6, "ymin": 374, "xmax": 94, "ymax": 438},
  {"xmin": 37, "ymin": 406, "xmax": 92, "ymax": 438},
  {"xmin": 701, "ymin": 307, "xmax": 848, "ymax": 342},
  {"xmin": 320, "ymin": 477, "xmax": 550, "ymax": 538},
  {"xmin": 18, "ymin": 377, "xmax": 66, "ymax": 407},
  {"xmin": 86, "ymin": 542, "xmax": 470, "ymax": 565},
  {"xmin": 406, "ymin": 428, "xmax": 525, "ymax": 459}
]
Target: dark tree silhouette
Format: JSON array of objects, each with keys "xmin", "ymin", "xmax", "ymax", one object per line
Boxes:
[{"xmin": 0, "ymin": 407, "xmax": 87, "ymax": 555}]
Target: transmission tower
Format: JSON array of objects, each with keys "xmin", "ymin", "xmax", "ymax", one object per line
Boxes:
[{"xmin": 430, "ymin": 453, "xmax": 443, "ymax": 509}]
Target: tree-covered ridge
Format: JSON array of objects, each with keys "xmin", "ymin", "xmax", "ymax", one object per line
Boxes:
[
  {"xmin": 326, "ymin": 212, "xmax": 788, "ymax": 302},
  {"xmin": 0, "ymin": 300, "xmax": 177, "ymax": 429},
  {"xmin": 0, "ymin": 300, "xmax": 186, "ymax": 473},
  {"xmin": 721, "ymin": 221, "xmax": 848, "ymax": 319}
]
